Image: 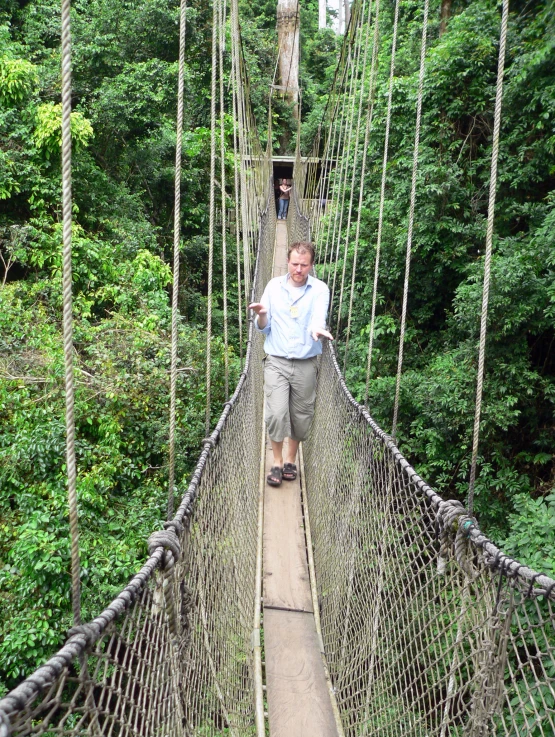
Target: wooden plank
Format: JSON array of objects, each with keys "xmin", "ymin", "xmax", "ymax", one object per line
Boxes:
[
  {"xmin": 274, "ymin": 221, "xmax": 288, "ymax": 274},
  {"xmin": 263, "ymin": 440, "xmax": 313, "ymax": 612},
  {"xmin": 264, "ymin": 608, "xmax": 339, "ymax": 737},
  {"xmin": 262, "ymin": 219, "xmax": 339, "ymax": 737}
]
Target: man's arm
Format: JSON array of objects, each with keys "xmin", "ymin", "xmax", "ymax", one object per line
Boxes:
[
  {"xmin": 249, "ymin": 284, "xmax": 271, "ymax": 333},
  {"xmin": 310, "ymin": 285, "xmax": 333, "ymax": 341},
  {"xmin": 249, "ymin": 302, "xmax": 268, "ymax": 330}
]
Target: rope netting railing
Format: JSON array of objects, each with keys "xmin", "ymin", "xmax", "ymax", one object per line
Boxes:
[
  {"xmin": 0, "ymin": 0, "xmax": 276, "ymax": 732},
  {"xmin": 0, "ymin": 202, "xmax": 275, "ymax": 737},
  {"xmin": 286, "ymin": 177, "xmax": 311, "ymax": 245},
  {"xmin": 0, "ymin": 192, "xmax": 273, "ymax": 735},
  {"xmin": 302, "ymin": 340, "xmax": 555, "ymax": 736},
  {"xmin": 288, "ymin": 0, "xmax": 555, "ymax": 732},
  {"xmin": 4, "ymin": 0, "xmax": 555, "ymax": 733}
]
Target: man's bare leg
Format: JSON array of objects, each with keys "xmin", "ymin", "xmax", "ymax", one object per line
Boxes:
[
  {"xmin": 285, "ymin": 438, "xmax": 299, "ymax": 465},
  {"xmin": 271, "ymin": 438, "xmax": 299, "ymax": 467},
  {"xmin": 271, "ymin": 439, "xmax": 284, "ymax": 468}
]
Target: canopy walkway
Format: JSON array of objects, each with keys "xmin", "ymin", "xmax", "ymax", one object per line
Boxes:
[{"xmin": 1, "ymin": 0, "xmax": 554, "ymax": 735}]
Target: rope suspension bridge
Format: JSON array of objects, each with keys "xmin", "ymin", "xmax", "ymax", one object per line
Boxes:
[{"xmin": 1, "ymin": 0, "xmax": 554, "ymax": 735}]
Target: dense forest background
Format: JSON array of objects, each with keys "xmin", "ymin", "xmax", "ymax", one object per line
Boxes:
[
  {"xmin": 0, "ymin": 0, "xmax": 553, "ymax": 696},
  {"xmin": 321, "ymin": 0, "xmax": 555, "ymax": 565}
]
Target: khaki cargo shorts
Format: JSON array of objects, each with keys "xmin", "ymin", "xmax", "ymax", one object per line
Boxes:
[{"xmin": 264, "ymin": 354, "xmax": 318, "ymax": 442}]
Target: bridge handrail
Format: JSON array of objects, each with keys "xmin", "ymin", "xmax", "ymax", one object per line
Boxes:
[{"xmin": 0, "ymin": 182, "xmax": 276, "ymax": 733}]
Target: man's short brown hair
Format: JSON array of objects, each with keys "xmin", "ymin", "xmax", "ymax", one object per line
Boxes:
[{"xmin": 288, "ymin": 241, "xmax": 315, "ymax": 264}]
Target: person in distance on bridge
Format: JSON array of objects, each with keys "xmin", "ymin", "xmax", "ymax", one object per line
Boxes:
[
  {"xmin": 249, "ymin": 241, "xmax": 333, "ymax": 487},
  {"xmin": 277, "ymin": 179, "xmax": 292, "ymax": 219}
]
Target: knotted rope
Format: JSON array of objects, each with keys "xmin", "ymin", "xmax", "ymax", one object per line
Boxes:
[
  {"xmin": 391, "ymin": 0, "xmax": 429, "ymax": 438},
  {"xmin": 467, "ymin": 0, "xmax": 510, "ymax": 514},
  {"xmin": 60, "ymin": 0, "xmax": 80, "ymax": 627},
  {"xmin": 148, "ymin": 522, "xmax": 182, "ymax": 571},
  {"xmin": 364, "ymin": 0, "xmax": 400, "ymax": 404},
  {"xmin": 205, "ymin": 0, "xmax": 219, "ymax": 435},
  {"xmin": 167, "ymin": 0, "xmax": 188, "ymax": 520}
]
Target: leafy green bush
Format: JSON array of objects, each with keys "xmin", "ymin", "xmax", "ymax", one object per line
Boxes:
[
  {"xmin": 33, "ymin": 103, "xmax": 94, "ymax": 160},
  {"xmin": 0, "ymin": 273, "xmax": 237, "ymax": 691}
]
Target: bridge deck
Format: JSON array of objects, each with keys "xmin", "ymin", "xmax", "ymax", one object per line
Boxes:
[{"xmin": 262, "ymin": 220, "xmax": 339, "ymax": 737}]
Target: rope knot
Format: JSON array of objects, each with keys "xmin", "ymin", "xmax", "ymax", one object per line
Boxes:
[
  {"xmin": 67, "ymin": 622, "xmax": 101, "ymax": 647},
  {"xmin": 164, "ymin": 519, "xmax": 183, "ymax": 537},
  {"xmin": 148, "ymin": 528, "xmax": 181, "ymax": 570},
  {"xmin": 454, "ymin": 515, "xmax": 477, "ymax": 576},
  {"xmin": 436, "ymin": 499, "xmax": 467, "ymax": 559}
]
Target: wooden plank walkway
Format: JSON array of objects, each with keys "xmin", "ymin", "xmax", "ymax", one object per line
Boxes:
[{"xmin": 262, "ymin": 220, "xmax": 339, "ymax": 737}]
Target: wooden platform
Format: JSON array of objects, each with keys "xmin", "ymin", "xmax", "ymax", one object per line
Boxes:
[
  {"xmin": 263, "ymin": 448, "xmax": 312, "ymax": 613},
  {"xmin": 262, "ymin": 220, "xmax": 340, "ymax": 737}
]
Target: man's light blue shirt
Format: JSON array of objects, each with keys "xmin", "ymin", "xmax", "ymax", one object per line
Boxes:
[{"xmin": 254, "ymin": 274, "xmax": 330, "ymax": 359}]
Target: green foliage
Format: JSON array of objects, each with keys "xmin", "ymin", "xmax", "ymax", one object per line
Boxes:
[
  {"xmin": 33, "ymin": 103, "xmax": 94, "ymax": 160},
  {"xmin": 0, "ymin": 0, "xmax": 554, "ymax": 712},
  {"xmin": 0, "ymin": 56, "xmax": 38, "ymax": 105},
  {"xmin": 0, "ymin": 274, "xmax": 237, "ymax": 689},
  {"xmin": 0, "ymin": 0, "xmax": 241, "ymax": 694},
  {"xmin": 327, "ymin": 0, "xmax": 554, "ymax": 537},
  {"xmin": 500, "ymin": 492, "xmax": 555, "ymax": 577}
]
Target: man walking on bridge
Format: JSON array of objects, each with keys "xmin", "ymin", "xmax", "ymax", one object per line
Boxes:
[{"xmin": 249, "ymin": 241, "xmax": 333, "ymax": 487}]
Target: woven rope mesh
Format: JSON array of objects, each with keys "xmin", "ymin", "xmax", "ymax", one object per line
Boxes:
[
  {"xmin": 0, "ymin": 186, "xmax": 275, "ymax": 736},
  {"xmin": 286, "ymin": 3, "xmax": 555, "ymax": 729},
  {"xmin": 3, "ymin": 178, "xmax": 555, "ymax": 737},
  {"xmin": 302, "ymin": 340, "xmax": 555, "ymax": 737},
  {"xmin": 3, "ymin": 0, "xmax": 555, "ymax": 732},
  {"xmin": 181, "ymin": 192, "xmax": 275, "ymax": 736},
  {"xmin": 286, "ymin": 156, "xmax": 311, "ymax": 245}
]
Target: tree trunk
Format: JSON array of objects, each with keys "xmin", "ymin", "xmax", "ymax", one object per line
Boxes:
[
  {"xmin": 277, "ymin": 0, "xmax": 300, "ymax": 118},
  {"xmin": 440, "ymin": 0, "xmax": 451, "ymax": 35},
  {"xmin": 319, "ymin": 0, "xmax": 326, "ymax": 29}
]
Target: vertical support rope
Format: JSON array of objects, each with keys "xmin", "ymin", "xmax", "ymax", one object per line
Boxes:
[
  {"xmin": 60, "ymin": 0, "xmax": 80, "ymax": 627},
  {"xmin": 321, "ymin": 95, "xmax": 344, "ymax": 277},
  {"xmin": 364, "ymin": 0, "xmax": 400, "ymax": 405},
  {"xmin": 167, "ymin": 0, "xmax": 187, "ymax": 520},
  {"xmin": 231, "ymin": 36, "xmax": 244, "ymax": 369},
  {"xmin": 231, "ymin": 0, "xmax": 251, "ymax": 300},
  {"xmin": 205, "ymin": 0, "xmax": 219, "ymax": 435},
  {"xmin": 324, "ymin": 47, "xmax": 356, "ymax": 283},
  {"xmin": 329, "ymin": 44, "xmax": 361, "ymax": 319},
  {"xmin": 318, "ymin": 92, "xmax": 343, "ymax": 270},
  {"xmin": 467, "ymin": 0, "xmax": 510, "ymax": 514},
  {"xmin": 315, "ymin": 36, "xmax": 351, "ymax": 251},
  {"xmin": 219, "ymin": 0, "xmax": 229, "ymax": 400},
  {"xmin": 335, "ymin": 0, "xmax": 374, "ymax": 337},
  {"xmin": 391, "ymin": 0, "xmax": 429, "ymax": 438},
  {"xmin": 317, "ymin": 42, "xmax": 352, "ymax": 270},
  {"xmin": 343, "ymin": 0, "xmax": 381, "ymax": 372}
]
